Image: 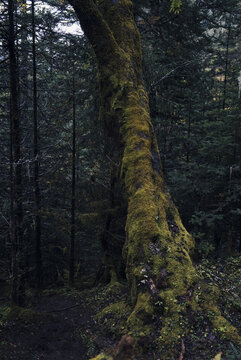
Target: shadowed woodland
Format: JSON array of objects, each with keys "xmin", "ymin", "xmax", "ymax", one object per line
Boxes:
[{"xmin": 0, "ymin": 0, "xmax": 241, "ymax": 359}]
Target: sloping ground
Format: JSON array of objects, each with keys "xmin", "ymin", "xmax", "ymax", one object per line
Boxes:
[
  {"xmin": 0, "ymin": 285, "xmax": 128, "ymax": 360},
  {"xmin": 0, "ymin": 293, "xmax": 90, "ymax": 360},
  {"xmin": 0, "ymin": 256, "xmax": 240, "ymax": 360}
]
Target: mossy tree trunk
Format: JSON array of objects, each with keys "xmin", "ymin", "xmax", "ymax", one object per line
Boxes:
[
  {"xmin": 69, "ymin": 0, "xmax": 195, "ymax": 336},
  {"xmin": 68, "ymin": 0, "xmax": 241, "ymax": 355}
]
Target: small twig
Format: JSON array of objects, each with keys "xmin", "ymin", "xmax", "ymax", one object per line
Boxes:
[
  {"xmin": 43, "ymin": 303, "xmax": 80, "ymax": 313},
  {"xmin": 0, "ymin": 212, "xmax": 9, "ymax": 225},
  {"xmin": 179, "ymin": 340, "xmax": 185, "ymax": 360},
  {"xmin": 106, "ymin": 154, "xmax": 119, "ymax": 167},
  {"xmin": 150, "ymin": 60, "xmax": 196, "ymax": 89}
]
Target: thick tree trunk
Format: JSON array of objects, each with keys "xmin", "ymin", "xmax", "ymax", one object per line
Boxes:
[{"xmin": 68, "ymin": 0, "xmax": 241, "ymax": 356}]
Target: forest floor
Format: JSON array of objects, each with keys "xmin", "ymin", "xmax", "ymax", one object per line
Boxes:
[
  {"xmin": 0, "ymin": 287, "xmax": 116, "ymax": 360},
  {"xmin": 0, "ymin": 256, "xmax": 241, "ymax": 360}
]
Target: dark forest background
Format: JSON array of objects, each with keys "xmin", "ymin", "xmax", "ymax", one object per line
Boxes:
[{"xmin": 0, "ymin": 0, "xmax": 241, "ymax": 302}]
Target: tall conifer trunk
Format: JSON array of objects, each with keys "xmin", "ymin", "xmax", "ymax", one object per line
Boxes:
[
  {"xmin": 223, "ymin": 25, "xmax": 231, "ymax": 110},
  {"xmin": 69, "ymin": 70, "xmax": 76, "ymax": 286},
  {"xmin": 8, "ymin": 0, "xmax": 24, "ymax": 306},
  {"xmin": 32, "ymin": 0, "xmax": 42, "ymax": 289}
]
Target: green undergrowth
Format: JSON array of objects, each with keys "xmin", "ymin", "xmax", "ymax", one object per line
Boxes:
[
  {"xmin": 0, "ymin": 257, "xmax": 241, "ymax": 360},
  {"xmin": 90, "ymin": 354, "xmax": 113, "ymax": 360},
  {"xmin": 0, "ymin": 304, "xmax": 57, "ymax": 326},
  {"xmin": 95, "ymin": 300, "xmax": 132, "ymax": 336},
  {"xmin": 196, "ymin": 256, "xmax": 241, "ymax": 333},
  {"xmin": 3, "ymin": 306, "xmax": 40, "ymax": 322},
  {"xmin": 83, "ymin": 257, "xmax": 241, "ymax": 360},
  {"xmin": 83, "ymin": 282, "xmax": 131, "ymax": 320}
]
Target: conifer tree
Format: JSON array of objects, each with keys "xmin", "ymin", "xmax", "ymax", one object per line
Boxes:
[{"xmin": 7, "ymin": 0, "xmax": 25, "ymax": 306}]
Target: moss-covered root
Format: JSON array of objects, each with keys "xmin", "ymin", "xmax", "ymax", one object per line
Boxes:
[
  {"xmin": 90, "ymin": 335, "xmax": 134, "ymax": 360},
  {"xmin": 127, "ymin": 291, "xmax": 190, "ymax": 358},
  {"xmin": 126, "ymin": 284, "xmax": 241, "ymax": 358},
  {"xmin": 202, "ymin": 284, "xmax": 241, "ymax": 345},
  {"xmin": 157, "ymin": 284, "xmax": 241, "ymax": 357}
]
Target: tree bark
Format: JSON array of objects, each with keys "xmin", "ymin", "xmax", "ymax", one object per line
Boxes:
[
  {"xmin": 8, "ymin": 0, "xmax": 24, "ymax": 306},
  {"xmin": 69, "ymin": 70, "xmax": 76, "ymax": 286},
  {"xmin": 68, "ymin": 0, "xmax": 241, "ymax": 355},
  {"xmin": 222, "ymin": 25, "xmax": 231, "ymax": 110},
  {"xmin": 32, "ymin": 0, "xmax": 42, "ymax": 290},
  {"xmin": 186, "ymin": 99, "xmax": 191, "ymax": 163}
]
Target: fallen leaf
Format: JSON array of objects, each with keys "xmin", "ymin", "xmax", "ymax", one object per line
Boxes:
[{"xmin": 213, "ymin": 352, "xmax": 222, "ymax": 360}]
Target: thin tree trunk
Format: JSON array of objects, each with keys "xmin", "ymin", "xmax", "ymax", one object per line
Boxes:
[
  {"xmin": 186, "ymin": 99, "xmax": 191, "ymax": 163},
  {"xmin": 32, "ymin": 0, "xmax": 42, "ymax": 290},
  {"xmin": 8, "ymin": 0, "xmax": 24, "ymax": 306},
  {"xmin": 69, "ymin": 71, "xmax": 76, "ymax": 286},
  {"xmin": 223, "ymin": 25, "xmax": 231, "ymax": 110},
  {"xmin": 9, "ymin": 72, "xmax": 17, "ymax": 306},
  {"xmin": 239, "ymin": 216, "xmax": 241, "ymax": 253}
]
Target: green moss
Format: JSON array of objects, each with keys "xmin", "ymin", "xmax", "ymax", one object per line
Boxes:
[
  {"xmin": 95, "ymin": 300, "xmax": 131, "ymax": 337},
  {"xmin": 128, "ymin": 292, "xmax": 154, "ymax": 327},
  {"xmin": 117, "ymin": 82, "xmax": 196, "ymax": 304},
  {"xmin": 96, "ymin": 300, "xmax": 131, "ymax": 321},
  {"xmin": 89, "ymin": 354, "xmax": 113, "ymax": 360},
  {"xmin": 213, "ymin": 315, "xmax": 241, "ymax": 343},
  {"xmin": 116, "ymin": 80, "xmax": 197, "ymax": 356},
  {"xmin": 109, "ymin": 268, "xmax": 118, "ymax": 285},
  {"xmin": 159, "ymin": 318, "xmax": 184, "ymax": 357},
  {"xmin": 105, "ymin": 281, "xmax": 126, "ymax": 294},
  {"xmin": 201, "ymin": 284, "xmax": 241, "ymax": 345},
  {"xmin": 3, "ymin": 306, "xmax": 40, "ymax": 322}
]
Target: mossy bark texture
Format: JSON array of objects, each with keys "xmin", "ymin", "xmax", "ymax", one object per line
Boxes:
[{"xmin": 68, "ymin": 0, "xmax": 241, "ymax": 356}]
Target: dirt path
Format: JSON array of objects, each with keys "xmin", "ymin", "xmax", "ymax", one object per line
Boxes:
[{"xmin": 0, "ymin": 293, "xmax": 97, "ymax": 360}]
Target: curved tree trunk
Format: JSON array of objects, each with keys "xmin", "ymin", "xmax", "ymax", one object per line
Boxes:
[{"xmin": 68, "ymin": 0, "xmax": 241, "ymax": 356}]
